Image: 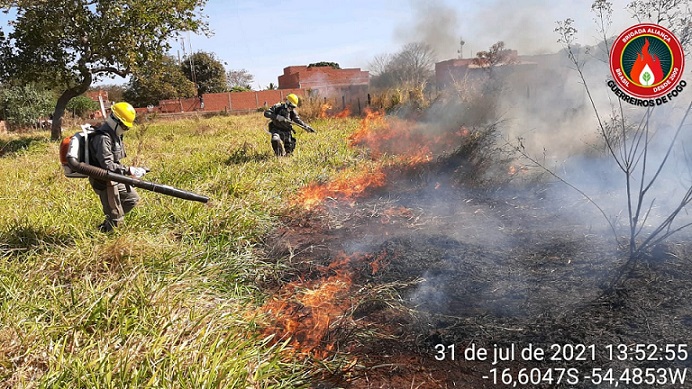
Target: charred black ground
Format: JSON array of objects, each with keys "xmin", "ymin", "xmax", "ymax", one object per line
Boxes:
[{"xmin": 262, "ymin": 146, "xmax": 692, "ymax": 389}]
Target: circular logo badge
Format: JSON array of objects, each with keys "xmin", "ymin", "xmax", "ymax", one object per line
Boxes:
[{"xmin": 609, "ymin": 23, "xmax": 685, "ymax": 99}]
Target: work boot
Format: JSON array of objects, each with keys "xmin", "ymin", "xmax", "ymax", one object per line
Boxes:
[
  {"xmin": 97, "ymin": 220, "xmax": 117, "ymax": 233},
  {"xmin": 271, "ymin": 133, "xmax": 286, "ymax": 157},
  {"xmin": 271, "ymin": 139, "xmax": 286, "ymax": 156}
]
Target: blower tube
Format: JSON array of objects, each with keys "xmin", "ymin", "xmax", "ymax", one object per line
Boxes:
[{"xmin": 66, "ymin": 156, "xmax": 209, "ymax": 203}]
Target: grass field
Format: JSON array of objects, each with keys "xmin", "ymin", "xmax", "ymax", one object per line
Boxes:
[{"xmin": 0, "ymin": 112, "xmax": 364, "ymax": 388}]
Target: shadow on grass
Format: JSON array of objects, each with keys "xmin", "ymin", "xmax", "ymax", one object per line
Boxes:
[
  {"xmin": 0, "ymin": 136, "xmax": 48, "ymax": 157},
  {"xmin": 224, "ymin": 142, "xmax": 272, "ymax": 165},
  {"xmin": 0, "ymin": 223, "xmax": 74, "ymax": 258}
]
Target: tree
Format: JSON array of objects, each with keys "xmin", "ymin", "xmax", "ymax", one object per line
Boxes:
[
  {"xmin": 368, "ymin": 54, "xmax": 392, "ymax": 78},
  {"xmin": 534, "ymin": 1, "xmax": 692, "ymax": 263},
  {"xmin": 124, "ymin": 55, "xmax": 196, "ymax": 107},
  {"xmin": 370, "ymin": 43, "xmax": 436, "ymax": 90},
  {"xmin": 181, "ymin": 51, "xmax": 227, "ymax": 95},
  {"xmin": 66, "ymin": 95, "xmax": 99, "ymax": 118},
  {"xmin": 0, "ymin": 83, "xmax": 54, "ymax": 130},
  {"xmin": 308, "ymin": 62, "xmax": 340, "ymax": 69},
  {"xmin": 627, "ymin": 0, "xmax": 692, "ymax": 50},
  {"xmin": 472, "ymin": 41, "xmax": 518, "ymax": 74},
  {"xmin": 226, "ymin": 68, "xmax": 254, "ymax": 90},
  {"xmin": 0, "ymin": 0, "xmax": 208, "ymax": 140}
]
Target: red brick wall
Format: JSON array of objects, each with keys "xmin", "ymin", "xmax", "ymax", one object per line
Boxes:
[
  {"xmin": 156, "ymin": 89, "xmax": 306, "ymax": 114},
  {"xmin": 152, "ymin": 66, "xmax": 370, "ymax": 115},
  {"xmin": 158, "ymin": 98, "xmax": 201, "ymax": 113}
]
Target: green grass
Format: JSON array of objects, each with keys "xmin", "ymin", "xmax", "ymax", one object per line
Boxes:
[{"xmin": 0, "ymin": 113, "xmax": 363, "ymax": 388}]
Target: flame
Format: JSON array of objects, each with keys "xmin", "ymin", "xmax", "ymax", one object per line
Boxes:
[
  {"xmin": 294, "ymin": 167, "xmax": 387, "ymax": 210},
  {"xmin": 334, "ymin": 108, "xmax": 351, "ymax": 118},
  {"xmin": 260, "ymin": 251, "xmax": 391, "ymax": 357},
  {"xmin": 630, "ymin": 38, "xmax": 664, "ymax": 87},
  {"xmin": 319, "ymin": 103, "xmax": 332, "ymax": 118},
  {"xmin": 319, "ymin": 104, "xmax": 351, "ymax": 118},
  {"xmin": 295, "ymin": 111, "xmax": 472, "ymax": 210},
  {"xmin": 368, "ymin": 251, "xmax": 389, "ymax": 275},
  {"xmin": 347, "ymin": 108, "xmax": 387, "ymax": 146},
  {"xmin": 264, "ymin": 108, "xmax": 479, "ymax": 358},
  {"xmin": 349, "ymin": 110, "xmax": 470, "ymax": 161}
]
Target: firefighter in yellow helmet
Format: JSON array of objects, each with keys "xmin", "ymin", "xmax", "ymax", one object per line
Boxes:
[
  {"xmin": 263, "ymin": 93, "xmax": 315, "ymax": 156},
  {"xmin": 88, "ymin": 102, "xmax": 148, "ymax": 232}
]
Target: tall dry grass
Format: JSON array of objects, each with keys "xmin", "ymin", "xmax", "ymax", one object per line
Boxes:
[{"xmin": 0, "ymin": 112, "xmax": 361, "ymax": 388}]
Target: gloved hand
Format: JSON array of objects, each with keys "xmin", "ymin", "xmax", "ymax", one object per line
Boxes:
[
  {"xmin": 129, "ymin": 166, "xmax": 147, "ymax": 178},
  {"xmin": 276, "ymin": 115, "xmax": 287, "ymax": 122}
]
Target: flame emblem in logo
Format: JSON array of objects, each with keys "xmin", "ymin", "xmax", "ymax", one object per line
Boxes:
[{"xmin": 629, "ymin": 38, "xmax": 664, "ymax": 87}]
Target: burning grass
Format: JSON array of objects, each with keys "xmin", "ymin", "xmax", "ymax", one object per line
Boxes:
[
  {"xmin": 259, "ymin": 106, "xmax": 692, "ymax": 388},
  {"xmin": 0, "ymin": 113, "xmax": 365, "ymax": 388},
  {"xmin": 259, "ymin": 253, "xmax": 356, "ymax": 358},
  {"xmin": 4, "ymin": 105, "xmax": 691, "ymax": 388}
]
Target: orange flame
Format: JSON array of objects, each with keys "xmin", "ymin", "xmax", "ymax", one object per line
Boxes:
[
  {"xmin": 295, "ymin": 167, "xmax": 387, "ymax": 210},
  {"xmin": 319, "ymin": 103, "xmax": 332, "ymax": 118},
  {"xmin": 296, "ymin": 111, "xmax": 472, "ymax": 210},
  {"xmin": 334, "ymin": 108, "xmax": 351, "ymax": 118},
  {"xmin": 320, "ymin": 104, "xmax": 352, "ymax": 118},
  {"xmin": 347, "ymin": 108, "xmax": 387, "ymax": 146},
  {"xmin": 260, "ymin": 252, "xmax": 389, "ymax": 358}
]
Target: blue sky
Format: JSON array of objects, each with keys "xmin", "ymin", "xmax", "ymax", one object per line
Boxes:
[
  {"xmin": 184, "ymin": 0, "xmax": 634, "ymax": 88},
  {"xmin": 1, "ymin": 0, "xmax": 635, "ymax": 89}
]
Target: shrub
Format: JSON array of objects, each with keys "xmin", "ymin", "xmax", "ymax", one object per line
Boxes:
[
  {"xmin": 0, "ymin": 84, "xmax": 55, "ymax": 130},
  {"xmin": 66, "ymin": 95, "xmax": 100, "ymax": 119}
]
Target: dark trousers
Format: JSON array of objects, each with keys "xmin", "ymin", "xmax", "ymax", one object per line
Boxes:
[
  {"xmin": 93, "ymin": 181, "xmax": 140, "ymax": 227},
  {"xmin": 270, "ymin": 129, "xmax": 296, "ymax": 156}
]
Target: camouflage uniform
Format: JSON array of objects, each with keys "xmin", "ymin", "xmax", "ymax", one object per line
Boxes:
[
  {"xmin": 263, "ymin": 102, "xmax": 310, "ymax": 156},
  {"xmin": 88, "ymin": 122, "xmax": 139, "ymax": 232}
]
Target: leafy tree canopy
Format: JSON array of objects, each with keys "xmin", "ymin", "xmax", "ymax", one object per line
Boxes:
[
  {"xmin": 66, "ymin": 95, "xmax": 100, "ymax": 119},
  {"xmin": 0, "ymin": 0, "xmax": 209, "ymax": 139},
  {"xmin": 308, "ymin": 62, "xmax": 340, "ymax": 69},
  {"xmin": 181, "ymin": 51, "xmax": 227, "ymax": 95},
  {"xmin": 124, "ymin": 55, "xmax": 196, "ymax": 107},
  {"xmin": 472, "ymin": 41, "xmax": 518, "ymax": 70},
  {"xmin": 0, "ymin": 83, "xmax": 54, "ymax": 129}
]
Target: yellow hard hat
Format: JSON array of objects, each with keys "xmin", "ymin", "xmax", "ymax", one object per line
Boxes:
[
  {"xmin": 111, "ymin": 102, "xmax": 136, "ymax": 128},
  {"xmin": 286, "ymin": 93, "xmax": 299, "ymax": 108}
]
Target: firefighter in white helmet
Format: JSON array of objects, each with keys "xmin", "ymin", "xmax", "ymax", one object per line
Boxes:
[
  {"xmin": 88, "ymin": 102, "xmax": 148, "ymax": 232},
  {"xmin": 263, "ymin": 93, "xmax": 315, "ymax": 156}
]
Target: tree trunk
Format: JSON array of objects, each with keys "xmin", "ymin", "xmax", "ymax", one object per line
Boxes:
[
  {"xmin": 50, "ymin": 71, "xmax": 92, "ymax": 140},
  {"xmin": 50, "ymin": 92, "xmax": 72, "ymax": 140}
]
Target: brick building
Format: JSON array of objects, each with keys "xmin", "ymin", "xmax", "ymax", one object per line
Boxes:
[
  {"xmin": 279, "ymin": 65, "xmax": 370, "ymax": 112},
  {"xmin": 278, "ymin": 66, "xmax": 369, "ymax": 92},
  {"xmin": 152, "ymin": 65, "xmax": 371, "ymax": 115},
  {"xmin": 435, "ymin": 53, "xmax": 549, "ymax": 100}
]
